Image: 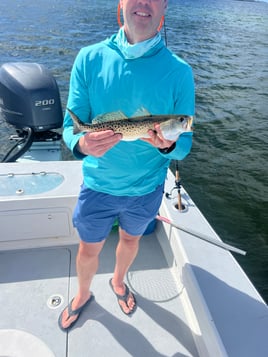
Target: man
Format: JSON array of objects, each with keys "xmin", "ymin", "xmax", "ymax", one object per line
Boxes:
[{"xmin": 59, "ymin": 0, "xmax": 194, "ymax": 331}]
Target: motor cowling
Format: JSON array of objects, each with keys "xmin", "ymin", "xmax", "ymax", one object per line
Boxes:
[{"xmin": 0, "ymin": 62, "xmax": 63, "ymax": 132}]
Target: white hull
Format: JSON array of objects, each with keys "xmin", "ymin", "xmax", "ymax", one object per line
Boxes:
[{"xmin": 0, "ymin": 161, "xmax": 267, "ymax": 357}]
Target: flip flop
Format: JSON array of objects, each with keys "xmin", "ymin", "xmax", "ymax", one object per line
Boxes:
[
  {"xmin": 58, "ymin": 295, "xmax": 94, "ymax": 332},
  {"xmin": 109, "ymin": 278, "xmax": 137, "ymax": 315}
]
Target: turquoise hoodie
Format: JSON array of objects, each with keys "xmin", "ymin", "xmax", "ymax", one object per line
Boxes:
[{"xmin": 63, "ymin": 34, "xmax": 195, "ymax": 196}]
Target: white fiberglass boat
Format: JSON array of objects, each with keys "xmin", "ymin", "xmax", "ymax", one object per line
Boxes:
[
  {"xmin": 0, "ymin": 62, "xmax": 267, "ymax": 357},
  {"xmin": 0, "ymin": 160, "xmax": 267, "ymax": 357}
]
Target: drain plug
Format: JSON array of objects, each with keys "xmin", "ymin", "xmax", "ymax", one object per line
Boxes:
[{"xmin": 47, "ymin": 294, "xmax": 64, "ymax": 309}]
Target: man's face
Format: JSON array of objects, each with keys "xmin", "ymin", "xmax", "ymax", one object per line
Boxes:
[{"xmin": 120, "ymin": 0, "xmax": 168, "ymax": 43}]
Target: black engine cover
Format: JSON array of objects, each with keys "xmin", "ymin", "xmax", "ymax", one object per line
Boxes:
[{"xmin": 0, "ymin": 62, "xmax": 63, "ymax": 131}]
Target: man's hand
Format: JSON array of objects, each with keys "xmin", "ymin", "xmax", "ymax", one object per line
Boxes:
[
  {"xmin": 140, "ymin": 124, "xmax": 175, "ymax": 149},
  {"xmin": 76, "ymin": 130, "xmax": 122, "ymax": 157}
]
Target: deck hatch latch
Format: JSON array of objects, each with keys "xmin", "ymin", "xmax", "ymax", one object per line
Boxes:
[{"xmin": 47, "ymin": 294, "xmax": 64, "ymax": 309}]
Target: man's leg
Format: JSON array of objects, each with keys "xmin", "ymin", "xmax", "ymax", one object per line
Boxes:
[
  {"xmin": 59, "ymin": 239, "xmax": 105, "ymax": 329},
  {"xmin": 110, "ymin": 228, "xmax": 141, "ymax": 314}
]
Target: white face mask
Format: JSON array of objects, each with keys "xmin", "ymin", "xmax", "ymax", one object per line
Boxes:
[{"xmin": 115, "ymin": 27, "xmax": 162, "ymax": 59}]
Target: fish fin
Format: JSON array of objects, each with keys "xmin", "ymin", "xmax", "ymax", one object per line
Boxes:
[
  {"xmin": 92, "ymin": 111, "xmax": 127, "ymax": 123},
  {"xmin": 67, "ymin": 108, "xmax": 79, "ymax": 122},
  {"xmin": 132, "ymin": 107, "xmax": 151, "ymax": 117},
  {"xmin": 67, "ymin": 108, "xmax": 85, "ymax": 134},
  {"xmin": 73, "ymin": 125, "xmax": 80, "ymax": 135}
]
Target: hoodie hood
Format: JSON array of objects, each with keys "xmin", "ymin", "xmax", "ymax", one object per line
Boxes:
[{"xmin": 105, "ymin": 28, "xmax": 165, "ymax": 60}]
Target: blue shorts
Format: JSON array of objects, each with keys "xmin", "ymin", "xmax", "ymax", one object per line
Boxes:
[{"xmin": 73, "ymin": 184, "xmax": 164, "ymax": 243}]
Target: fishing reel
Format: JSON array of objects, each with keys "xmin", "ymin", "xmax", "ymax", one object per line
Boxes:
[{"xmin": 165, "ymin": 161, "xmax": 185, "ymax": 211}]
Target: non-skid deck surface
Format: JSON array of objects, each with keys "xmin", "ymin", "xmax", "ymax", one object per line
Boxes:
[{"xmin": 0, "ymin": 232, "xmax": 198, "ymax": 357}]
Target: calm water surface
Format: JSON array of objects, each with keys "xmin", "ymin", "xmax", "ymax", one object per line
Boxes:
[{"xmin": 0, "ymin": 0, "xmax": 267, "ymax": 302}]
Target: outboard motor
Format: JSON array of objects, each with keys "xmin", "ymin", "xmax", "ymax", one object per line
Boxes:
[{"xmin": 0, "ymin": 62, "xmax": 63, "ymax": 162}]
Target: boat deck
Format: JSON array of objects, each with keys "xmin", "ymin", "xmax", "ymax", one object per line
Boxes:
[
  {"xmin": 0, "ymin": 230, "xmax": 199, "ymax": 357},
  {"xmin": 1, "ymin": 161, "xmax": 267, "ymax": 357}
]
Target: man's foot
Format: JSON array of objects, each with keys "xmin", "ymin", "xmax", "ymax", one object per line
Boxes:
[
  {"xmin": 58, "ymin": 294, "xmax": 94, "ymax": 332},
  {"xmin": 109, "ymin": 278, "xmax": 137, "ymax": 315}
]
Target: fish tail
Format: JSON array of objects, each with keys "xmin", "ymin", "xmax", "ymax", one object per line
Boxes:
[
  {"xmin": 73, "ymin": 122, "xmax": 81, "ymax": 134},
  {"xmin": 67, "ymin": 108, "xmax": 83, "ymax": 134}
]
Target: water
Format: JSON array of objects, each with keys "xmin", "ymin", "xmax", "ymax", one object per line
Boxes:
[{"xmin": 0, "ymin": 0, "xmax": 267, "ymax": 302}]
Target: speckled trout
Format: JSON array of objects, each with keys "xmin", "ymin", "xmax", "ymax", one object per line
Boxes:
[{"xmin": 67, "ymin": 108, "xmax": 193, "ymax": 141}]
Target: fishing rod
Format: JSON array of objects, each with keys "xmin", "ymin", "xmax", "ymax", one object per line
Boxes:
[
  {"xmin": 165, "ymin": 161, "xmax": 185, "ymax": 211},
  {"xmin": 159, "ymin": 15, "xmax": 246, "ymax": 256},
  {"xmin": 156, "ymin": 215, "xmax": 246, "ymax": 256}
]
